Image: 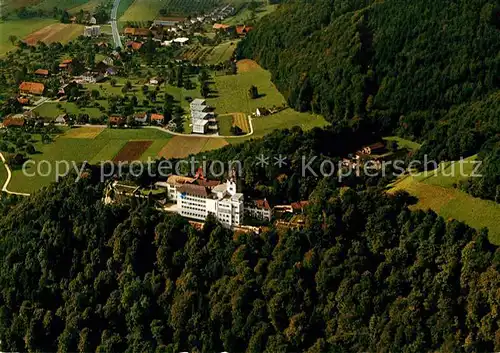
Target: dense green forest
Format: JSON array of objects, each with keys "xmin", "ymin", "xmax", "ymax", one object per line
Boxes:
[
  {"xmin": 237, "ymin": 0, "xmax": 500, "ymax": 201},
  {"xmin": 0, "ymin": 174, "xmax": 499, "ymax": 352}
]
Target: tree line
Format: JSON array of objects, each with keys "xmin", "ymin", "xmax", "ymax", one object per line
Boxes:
[{"xmin": 236, "ymin": 0, "xmax": 500, "ymax": 202}]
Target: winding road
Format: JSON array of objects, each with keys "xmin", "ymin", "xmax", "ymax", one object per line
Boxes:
[
  {"xmin": 0, "ymin": 152, "xmax": 31, "ymax": 197},
  {"xmin": 111, "ymin": 0, "xmax": 123, "ymax": 49}
]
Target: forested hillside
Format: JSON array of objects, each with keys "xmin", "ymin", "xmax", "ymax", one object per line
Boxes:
[
  {"xmin": 237, "ymin": 0, "xmax": 500, "ymax": 201},
  {"xmin": 0, "ymin": 175, "xmax": 499, "ymax": 352}
]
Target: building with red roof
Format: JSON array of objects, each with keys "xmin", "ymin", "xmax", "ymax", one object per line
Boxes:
[{"xmin": 19, "ymin": 82, "xmax": 45, "ymax": 95}]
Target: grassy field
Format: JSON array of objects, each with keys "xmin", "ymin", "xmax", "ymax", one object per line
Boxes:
[
  {"xmin": 34, "ymin": 102, "xmax": 105, "ymax": 120},
  {"xmin": 217, "ymin": 114, "xmax": 233, "ymax": 136},
  {"xmin": 24, "ymin": 23, "xmax": 84, "ymax": 45},
  {"xmin": 223, "ymin": 3, "xmax": 278, "ymax": 25},
  {"xmin": 207, "ymin": 60, "xmax": 287, "ymax": 114},
  {"xmin": 390, "ymin": 175, "xmax": 500, "ymax": 245},
  {"xmin": 248, "ymin": 109, "xmax": 328, "ymax": 140},
  {"xmin": 0, "ymin": 19, "xmax": 57, "ymax": 55},
  {"xmin": 120, "ymin": 0, "xmax": 164, "ymax": 22},
  {"xmin": 158, "ymin": 135, "xmax": 228, "ymax": 158},
  {"xmin": 204, "ymin": 41, "xmax": 239, "ymax": 65},
  {"xmin": 383, "ymin": 136, "xmax": 421, "ymax": 151},
  {"xmin": 9, "ymin": 127, "xmax": 173, "ymax": 193}
]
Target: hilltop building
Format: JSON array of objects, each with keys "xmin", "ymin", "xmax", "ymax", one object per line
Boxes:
[{"xmin": 157, "ymin": 172, "xmax": 244, "ymax": 228}]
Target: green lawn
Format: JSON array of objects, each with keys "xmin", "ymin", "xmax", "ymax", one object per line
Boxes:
[
  {"xmin": 120, "ymin": 0, "xmax": 164, "ymax": 22},
  {"xmin": 34, "ymin": 102, "xmax": 105, "ymax": 120},
  {"xmin": 0, "ymin": 18, "xmax": 57, "ymax": 55},
  {"xmin": 217, "ymin": 114, "xmax": 233, "ymax": 136},
  {"xmin": 412, "ymin": 155, "xmax": 478, "ymax": 188},
  {"xmin": 204, "ymin": 41, "xmax": 240, "ymax": 65},
  {"xmin": 383, "ymin": 136, "xmax": 421, "ymax": 151},
  {"xmin": 9, "ymin": 127, "xmax": 173, "ymax": 193},
  {"xmin": 223, "ymin": 4, "xmax": 278, "ymax": 25},
  {"xmin": 391, "ymin": 175, "xmax": 500, "ymax": 245},
  {"xmin": 207, "ymin": 66, "xmax": 286, "ymax": 114}
]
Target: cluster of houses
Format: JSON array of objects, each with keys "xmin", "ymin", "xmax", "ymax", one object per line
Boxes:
[
  {"xmin": 122, "ymin": 4, "xmax": 236, "ymax": 50},
  {"xmin": 83, "ymin": 25, "xmax": 101, "ymax": 38},
  {"xmin": 190, "ymin": 99, "xmax": 217, "ymax": 134}
]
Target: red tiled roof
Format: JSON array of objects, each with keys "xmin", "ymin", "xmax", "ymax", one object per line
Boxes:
[
  {"xmin": 150, "ymin": 113, "xmax": 164, "ymax": 121},
  {"xmin": 3, "ymin": 117, "xmax": 25, "ymax": 127},
  {"xmin": 291, "ymin": 201, "xmax": 309, "ymax": 210},
  {"xmin": 17, "ymin": 97, "xmax": 29, "ymax": 105},
  {"xmin": 127, "ymin": 41, "xmax": 143, "ymax": 50},
  {"xmin": 19, "ymin": 82, "xmax": 45, "ymax": 95},
  {"xmin": 213, "ymin": 23, "xmax": 231, "ymax": 30},
  {"xmin": 109, "ymin": 116, "xmax": 124, "ymax": 124},
  {"xmin": 177, "ymin": 184, "xmax": 210, "ymax": 197},
  {"xmin": 34, "ymin": 69, "xmax": 49, "ymax": 76},
  {"xmin": 236, "ymin": 25, "xmax": 253, "ymax": 35},
  {"xmin": 62, "ymin": 59, "xmax": 73, "ymax": 64}
]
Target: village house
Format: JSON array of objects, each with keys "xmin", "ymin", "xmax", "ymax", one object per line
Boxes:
[
  {"xmin": 3, "ymin": 115, "xmax": 25, "ymax": 128},
  {"xmin": 109, "ymin": 116, "xmax": 125, "ymax": 126},
  {"xmin": 213, "ymin": 23, "xmax": 231, "ymax": 31},
  {"xmin": 192, "ymin": 119, "xmax": 209, "ymax": 134},
  {"xmin": 256, "ymin": 107, "xmax": 270, "ymax": 117},
  {"xmin": 55, "ymin": 114, "xmax": 68, "ymax": 125},
  {"xmin": 34, "ymin": 69, "xmax": 49, "ymax": 77},
  {"xmin": 59, "ymin": 59, "xmax": 73, "ymax": 71},
  {"xmin": 134, "ymin": 112, "xmax": 148, "ymax": 124},
  {"xmin": 19, "ymin": 82, "xmax": 45, "ymax": 95},
  {"xmin": 17, "ymin": 97, "xmax": 29, "ymax": 105},
  {"xmin": 149, "ymin": 77, "xmax": 164, "ymax": 85},
  {"xmin": 126, "ymin": 41, "xmax": 143, "ymax": 51},
  {"xmin": 236, "ymin": 25, "xmax": 253, "ymax": 36},
  {"xmin": 150, "ymin": 113, "xmax": 165, "ymax": 125}
]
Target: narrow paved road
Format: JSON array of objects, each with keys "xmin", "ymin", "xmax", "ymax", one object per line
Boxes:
[
  {"xmin": 0, "ymin": 152, "xmax": 31, "ymax": 197},
  {"xmin": 111, "ymin": 0, "xmax": 123, "ymax": 49}
]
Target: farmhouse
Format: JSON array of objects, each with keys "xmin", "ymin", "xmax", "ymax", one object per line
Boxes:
[
  {"xmin": 134, "ymin": 112, "xmax": 148, "ymax": 124},
  {"xmin": 236, "ymin": 25, "xmax": 254, "ymax": 36},
  {"xmin": 109, "ymin": 116, "xmax": 125, "ymax": 126},
  {"xmin": 59, "ymin": 59, "xmax": 73, "ymax": 70},
  {"xmin": 34, "ymin": 69, "xmax": 49, "ymax": 77},
  {"xmin": 150, "ymin": 113, "xmax": 165, "ymax": 125},
  {"xmin": 3, "ymin": 116, "xmax": 25, "ymax": 128},
  {"xmin": 246, "ymin": 199, "xmax": 272, "ymax": 221},
  {"xmin": 19, "ymin": 82, "xmax": 45, "ymax": 95},
  {"xmin": 213, "ymin": 23, "xmax": 231, "ymax": 31},
  {"xmin": 126, "ymin": 41, "xmax": 143, "ymax": 51},
  {"xmin": 17, "ymin": 97, "xmax": 29, "ymax": 105}
]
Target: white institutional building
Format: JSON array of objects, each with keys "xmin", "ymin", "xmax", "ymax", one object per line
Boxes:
[
  {"xmin": 190, "ymin": 98, "xmax": 215, "ymax": 134},
  {"xmin": 157, "ymin": 174, "xmax": 243, "ymax": 228}
]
